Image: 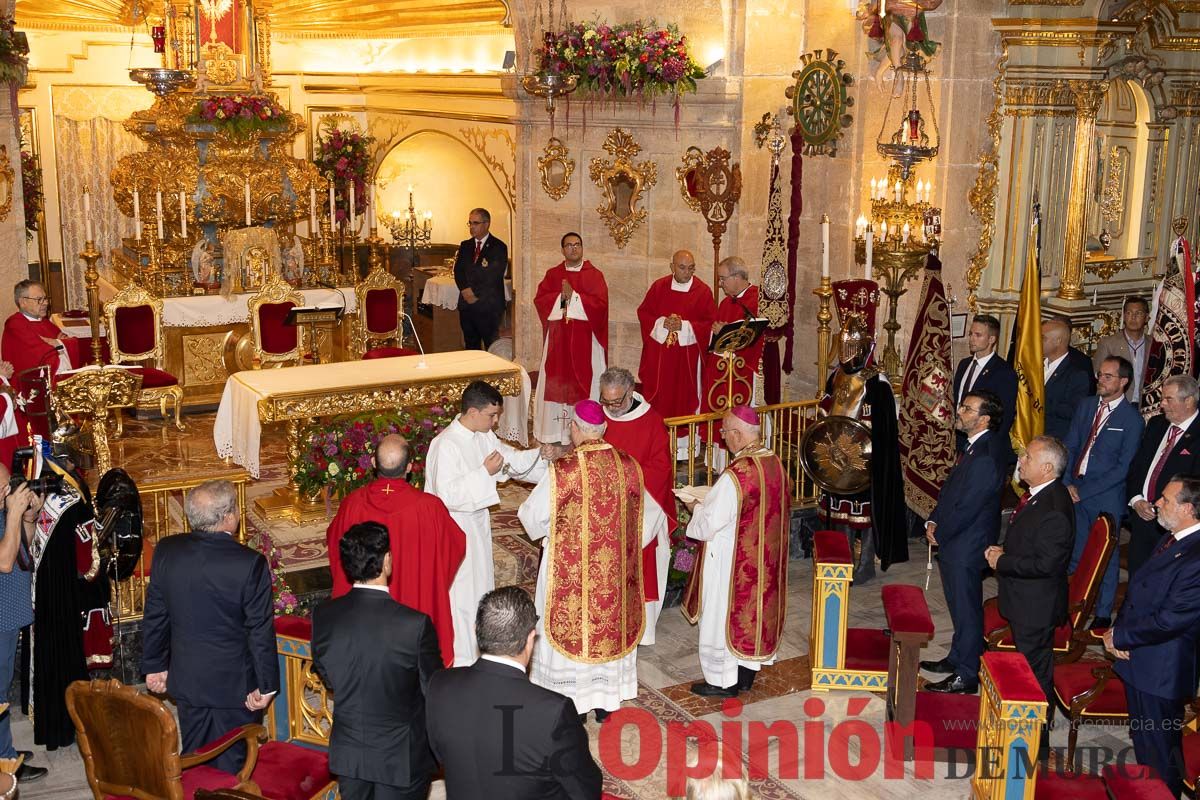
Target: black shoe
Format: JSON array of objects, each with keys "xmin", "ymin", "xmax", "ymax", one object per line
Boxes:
[
  {"xmin": 690, "ymin": 681, "xmax": 738, "ymax": 698},
  {"xmin": 736, "ymin": 666, "xmax": 757, "ymax": 692},
  {"xmin": 1089, "ymin": 617, "xmax": 1112, "ymax": 631},
  {"xmin": 920, "ymin": 657, "xmax": 955, "ymax": 674},
  {"xmin": 15, "ymin": 763, "xmax": 48, "ymax": 783},
  {"xmin": 593, "ymin": 708, "xmax": 610, "ymax": 723},
  {"xmin": 15, "ymin": 751, "xmax": 32, "ymax": 763},
  {"xmin": 925, "ymin": 674, "xmax": 978, "ymax": 694}
]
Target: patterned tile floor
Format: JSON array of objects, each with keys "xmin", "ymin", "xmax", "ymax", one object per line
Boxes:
[{"xmin": 22, "ymin": 411, "xmax": 1139, "ymax": 799}]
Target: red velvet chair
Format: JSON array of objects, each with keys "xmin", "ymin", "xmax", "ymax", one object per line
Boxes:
[
  {"xmin": 247, "ymin": 274, "xmax": 306, "ymax": 368},
  {"xmin": 66, "ymin": 679, "xmax": 335, "ymax": 800},
  {"xmin": 1184, "ymin": 725, "xmax": 1199, "ymax": 795},
  {"xmin": 103, "ymin": 282, "xmax": 185, "ymax": 431},
  {"xmin": 354, "ymin": 263, "xmax": 415, "ymax": 359},
  {"xmin": 1052, "ymin": 654, "xmax": 1129, "ymax": 766},
  {"xmin": 984, "ymin": 512, "xmax": 1116, "ymax": 664},
  {"xmin": 1101, "ymin": 764, "xmax": 1178, "ymax": 799}
]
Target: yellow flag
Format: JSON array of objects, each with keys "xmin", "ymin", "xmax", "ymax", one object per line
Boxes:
[{"xmin": 1011, "ymin": 224, "xmax": 1045, "ymax": 458}]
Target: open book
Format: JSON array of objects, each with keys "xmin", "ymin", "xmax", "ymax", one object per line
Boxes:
[{"xmin": 673, "ymin": 485, "xmax": 712, "ymax": 505}]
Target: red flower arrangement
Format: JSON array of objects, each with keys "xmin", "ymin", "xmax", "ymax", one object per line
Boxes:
[
  {"xmin": 312, "ymin": 127, "xmax": 374, "ymax": 227},
  {"xmin": 534, "ymin": 20, "xmax": 706, "ymax": 111},
  {"xmin": 188, "ymin": 93, "xmax": 288, "ymax": 138}
]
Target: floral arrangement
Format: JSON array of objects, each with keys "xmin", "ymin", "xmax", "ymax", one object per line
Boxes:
[
  {"xmin": 0, "ymin": 17, "xmax": 28, "ymax": 85},
  {"xmin": 534, "ymin": 20, "xmax": 706, "ymax": 107},
  {"xmin": 187, "ymin": 93, "xmax": 288, "ymax": 138},
  {"xmin": 19, "ymin": 146, "xmax": 41, "ymax": 238},
  {"xmin": 312, "ymin": 127, "xmax": 374, "ymax": 227},
  {"xmin": 247, "ymin": 525, "xmax": 301, "ymax": 616},
  {"xmin": 293, "ymin": 403, "xmax": 456, "ymax": 499},
  {"xmin": 666, "ymin": 501, "xmax": 697, "ymax": 589}
]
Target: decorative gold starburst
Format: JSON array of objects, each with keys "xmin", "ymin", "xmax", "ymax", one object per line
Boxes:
[
  {"xmin": 199, "ymin": 0, "xmax": 234, "ymax": 43},
  {"xmin": 813, "ymin": 431, "xmax": 867, "ymax": 475}
]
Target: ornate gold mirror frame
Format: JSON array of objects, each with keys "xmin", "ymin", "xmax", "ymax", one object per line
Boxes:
[
  {"xmin": 588, "ymin": 128, "xmax": 657, "ymax": 249},
  {"xmin": 0, "ymin": 146, "xmax": 13, "ymax": 223},
  {"xmin": 538, "ymin": 137, "xmax": 575, "ymax": 201},
  {"xmin": 676, "ymin": 146, "xmax": 703, "ymax": 212}
]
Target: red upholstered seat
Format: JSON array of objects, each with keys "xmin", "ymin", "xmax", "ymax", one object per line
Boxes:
[
  {"xmin": 365, "ymin": 288, "xmax": 399, "ymax": 335},
  {"xmin": 912, "ymin": 691, "xmax": 979, "ymax": 752},
  {"xmin": 258, "ymin": 302, "xmax": 298, "ymax": 354},
  {"xmin": 882, "ymin": 584, "xmax": 935, "ymax": 638},
  {"xmin": 130, "ymin": 366, "xmax": 179, "ymax": 388},
  {"xmin": 983, "ymin": 651, "xmax": 1046, "ymax": 702},
  {"xmin": 114, "ymin": 304, "xmax": 157, "ymax": 355},
  {"xmin": 844, "ymin": 627, "xmax": 890, "ymax": 672},
  {"xmin": 274, "ymin": 615, "xmax": 313, "ymax": 641},
  {"xmin": 104, "ymin": 766, "xmax": 241, "ymax": 799},
  {"xmin": 813, "ymin": 530, "xmax": 853, "ymax": 564},
  {"xmin": 1102, "ymin": 764, "xmax": 1176, "ymax": 799},
  {"xmin": 1182, "ymin": 730, "xmax": 1199, "ymax": 791},
  {"xmin": 1052, "ymin": 660, "xmax": 1127, "ymax": 716},
  {"xmin": 1034, "ymin": 769, "xmax": 1108, "ymax": 800},
  {"xmin": 363, "ymin": 346, "xmax": 419, "ymax": 360},
  {"xmin": 253, "ymin": 741, "xmax": 333, "ymax": 800}
]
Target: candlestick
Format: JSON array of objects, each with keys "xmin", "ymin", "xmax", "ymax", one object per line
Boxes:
[
  {"xmin": 869, "ymin": 178, "xmax": 877, "ymax": 202},
  {"xmin": 328, "ymin": 182, "xmax": 335, "ymax": 223},
  {"xmin": 820, "ymin": 214, "xmax": 830, "ymax": 279},
  {"xmin": 244, "ymin": 179, "xmax": 251, "ymax": 227},
  {"xmin": 179, "ymin": 189, "xmax": 187, "ymax": 238},
  {"xmin": 893, "ymin": 180, "xmax": 902, "ymax": 204},
  {"xmin": 881, "ymin": 221, "xmax": 888, "ymax": 241},
  {"xmin": 155, "ymin": 189, "xmax": 164, "ymax": 240},
  {"xmin": 310, "ymin": 184, "xmax": 317, "ymax": 233},
  {"xmin": 901, "ymin": 222, "xmax": 911, "ymax": 243},
  {"xmin": 83, "ymin": 189, "xmax": 94, "ymax": 242},
  {"xmin": 855, "ymin": 214, "xmax": 868, "ymax": 239},
  {"xmin": 424, "ymin": 210, "xmax": 432, "ymax": 232},
  {"xmin": 349, "ymin": 185, "xmax": 355, "ymax": 229},
  {"xmin": 865, "ymin": 230, "xmax": 874, "ymax": 279},
  {"xmin": 133, "ymin": 188, "xmax": 142, "ymax": 241}
]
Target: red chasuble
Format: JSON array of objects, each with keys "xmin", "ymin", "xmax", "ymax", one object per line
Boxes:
[
  {"xmin": 544, "ymin": 441, "xmax": 645, "ymax": 662},
  {"xmin": 2, "ymin": 312, "xmax": 65, "ymax": 380},
  {"xmin": 534, "ymin": 262, "xmax": 609, "ymax": 403},
  {"xmin": 326, "ymin": 477, "xmax": 466, "ymax": 666},
  {"xmin": 682, "ymin": 447, "xmax": 789, "ymax": 660},
  {"xmin": 636, "ymin": 275, "xmax": 716, "ymax": 418},
  {"xmin": 603, "ymin": 399, "xmax": 677, "ymax": 601}
]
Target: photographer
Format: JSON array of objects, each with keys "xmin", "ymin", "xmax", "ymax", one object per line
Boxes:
[{"xmin": 0, "ymin": 464, "xmax": 47, "ymax": 782}]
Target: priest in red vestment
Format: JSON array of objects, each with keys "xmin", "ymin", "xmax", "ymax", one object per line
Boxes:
[
  {"xmin": 2, "ymin": 281, "xmax": 71, "ymax": 438},
  {"xmin": 599, "ymin": 367, "xmax": 678, "ymax": 646},
  {"xmin": 533, "ymin": 232, "xmax": 608, "ymax": 444},
  {"xmin": 326, "ymin": 434, "xmax": 466, "ymax": 666},
  {"xmin": 698, "ymin": 257, "xmax": 763, "ymax": 441},
  {"xmin": 636, "ymin": 250, "xmax": 716, "ymax": 419}
]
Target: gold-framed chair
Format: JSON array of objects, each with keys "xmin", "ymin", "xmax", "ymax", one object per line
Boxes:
[
  {"xmin": 102, "ymin": 281, "xmax": 185, "ymax": 431},
  {"xmin": 247, "ymin": 273, "xmax": 306, "ymax": 368},
  {"xmin": 353, "ymin": 263, "xmax": 415, "ymax": 359}
]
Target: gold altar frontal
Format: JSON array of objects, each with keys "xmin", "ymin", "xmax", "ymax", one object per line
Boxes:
[{"xmin": 217, "ymin": 351, "xmax": 525, "ymax": 523}]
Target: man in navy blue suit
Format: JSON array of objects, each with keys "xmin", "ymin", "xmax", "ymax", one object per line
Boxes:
[
  {"xmin": 142, "ymin": 480, "xmax": 278, "ymax": 774},
  {"xmin": 951, "ymin": 315, "xmax": 1017, "ymax": 456},
  {"xmin": 920, "ymin": 389, "xmax": 1006, "ymax": 693},
  {"xmin": 454, "ymin": 208, "xmax": 509, "ymax": 351},
  {"xmin": 1062, "ymin": 355, "xmax": 1143, "ymax": 628},
  {"xmin": 1042, "ymin": 317, "xmax": 1092, "ymax": 441},
  {"xmin": 1105, "ymin": 475, "xmax": 1200, "ymax": 798}
]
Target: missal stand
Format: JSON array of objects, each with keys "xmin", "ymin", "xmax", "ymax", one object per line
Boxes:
[
  {"xmin": 284, "ymin": 305, "xmax": 345, "ymax": 365},
  {"xmin": 707, "ymin": 316, "xmax": 769, "ymax": 411}
]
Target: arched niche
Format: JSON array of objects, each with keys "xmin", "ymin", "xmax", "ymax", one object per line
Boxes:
[
  {"xmin": 1090, "ymin": 78, "xmax": 1152, "ymax": 261},
  {"xmin": 374, "ymin": 130, "xmax": 513, "ymax": 259}
]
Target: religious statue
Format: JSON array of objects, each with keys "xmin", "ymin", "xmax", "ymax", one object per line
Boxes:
[
  {"xmin": 191, "ymin": 239, "xmax": 221, "ymax": 288},
  {"xmin": 856, "ymin": 0, "xmax": 942, "ymax": 95},
  {"xmin": 281, "ymin": 236, "xmax": 305, "ymax": 285}
]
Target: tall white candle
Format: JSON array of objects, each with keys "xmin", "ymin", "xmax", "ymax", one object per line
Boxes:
[
  {"xmin": 855, "ymin": 214, "xmax": 868, "ymax": 239},
  {"xmin": 133, "ymin": 189, "xmax": 142, "ymax": 241},
  {"xmin": 349, "ymin": 185, "xmax": 356, "ymax": 228},
  {"xmin": 869, "ymin": 178, "xmax": 877, "ymax": 202},
  {"xmin": 865, "ymin": 230, "xmax": 874, "ymax": 279},
  {"xmin": 893, "ymin": 180, "xmax": 902, "ymax": 203},
  {"xmin": 244, "ymin": 180, "xmax": 251, "ymax": 227},
  {"xmin": 328, "ymin": 183, "xmax": 335, "ymax": 224},
  {"xmin": 83, "ymin": 189, "xmax": 94, "ymax": 242},
  {"xmin": 179, "ymin": 189, "xmax": 187, "ymax": 238},
  {"xmin": 820, "ymin": 214, "xmax": 830, "ymax": 279},
  {"xmin": 309, "ymin": 184, "xmax": 317, "ymax": 232},
  {"xmin": 155, "ymin": 189, "xmax": 164, "ymax": 239},
  {"xmin": 901, "ymin": 222, "xmax": 911, "ymax": 243}
]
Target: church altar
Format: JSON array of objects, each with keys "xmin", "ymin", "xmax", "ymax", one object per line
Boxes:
[{"xmin": 213, "ymin": 349, "xmax": 530, "ymax": 480}]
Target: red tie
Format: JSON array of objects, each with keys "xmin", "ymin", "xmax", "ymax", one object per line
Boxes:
[
  {"xmin": 474, "ymin": 240, "xmax": 482, "ymax": 263},
  {"xmin": 1147, "ymin": 425, "xmax": 1183, "ymax": 501},
  {"xmin": 1153, "ymin": 534, "xmax": 1176, "ymax": 558},
  {"xmin": 1073, "ymin": 401, "xmax": 1108, "ymax": 478},
  {"xmin": 1012, "ymin": 490, "xmax": 1032, "ymax": 518}
]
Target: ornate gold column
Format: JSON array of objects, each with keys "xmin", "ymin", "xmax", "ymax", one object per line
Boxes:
[{"xmin": 1057, "ymin": 79, "xmax": 1109, "ymax": 300}]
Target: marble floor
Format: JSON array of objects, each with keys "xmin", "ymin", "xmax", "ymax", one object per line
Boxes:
[{"xmin": 19, "ymin": 412, "xmax": 1138, "ymax": 799}]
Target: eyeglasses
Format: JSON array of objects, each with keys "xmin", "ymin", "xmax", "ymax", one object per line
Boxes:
[
  {"xmin": 598, "ymin": 390, "xmax": 629, "ymax": 408},
  {"xmin": 957, "ymin": 403, "xmax": 980, "ymax": 413},
  {"xmin": 467, "ymin": 220, "xmax": 486, "ymax": 226},
  {"xmin": 21, "ymin": 296, "xmax": 48, "ymax": 304}
]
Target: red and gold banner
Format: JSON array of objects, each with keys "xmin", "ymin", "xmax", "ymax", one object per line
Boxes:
[{"xmin": 544, "ymin": 442, "xmax": 645, "ymax": 663}]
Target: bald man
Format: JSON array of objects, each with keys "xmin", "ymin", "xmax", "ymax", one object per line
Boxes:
[
  {"xmin": 1042, "ymin": 318, "xmax": 1093, "ymax": 441},
  {"xmin": 326, "ymin": 434, "xmax": 466, "ymax": 666},
  {"xmin": 636, "ymin": 250, "xmax": 716, "ymax": 419},
  {"xmin": 682, "ymin": 407, "xmax": 789, "ymax": 697}
]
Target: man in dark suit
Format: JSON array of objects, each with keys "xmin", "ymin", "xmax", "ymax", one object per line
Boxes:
[
  {"xmin": 985, "ymin": 435, "xmax": 1074, "ymax": 743},
  {"xmin": 1125, "ymin": 374, "xmax": 1200, "ymax": 578},
  {"xmin": 1041, "ymin": 317, "xmax": 1092, "ymax": 441},
  {"xmin": 1062, "ymin": 355, "xmax": 1144, "ymax": 627},
  {"xmin": 454, "ymin": 207, "xmax": 509, "ymax": 350},
  {"xmin": 921, "ymin": 390, "xmax": 1006, "ymax": 694},
  {"xmin": 1105, "ymin": 475, "xmax": 1200, "ymax": 798},
  {"xmin": 142, "ymin": 480, "xmax": 277, "ymax": 774},
  {"xmin": 427, "ymin": 586, "xmax": 602, "ymax": 800},
  {"xmin": 952, "ymin": 314, "xmax": 1017, "ymax": 455},
  {"xmin": 313, "ymin": 521, "xmax": 442, "ymax": 800}
]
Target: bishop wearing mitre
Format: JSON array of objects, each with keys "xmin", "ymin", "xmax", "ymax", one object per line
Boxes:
[
  {"xmin": 519, "ymin": 400, "xmax": 666, "ymax": 722},
  {"xmin": 533, "ymin": 233, "xmax": 608, "ymax": 444},
  {"xmin": 636, "ymin": 250, "xmax": 716, "ymax": 419}
]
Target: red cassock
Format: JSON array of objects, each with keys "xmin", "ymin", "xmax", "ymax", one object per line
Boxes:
[
  {"xmin": 534, "ymin": 261, "xmax": 609, "ymax": 402},
  {"xmin": 698, "ymin": 287, "xmax": 763, "ymax": 441},
  {"xmin": 326, "ymin": 477, "xmax": 466, "ymax": 667},
  {"xmin": 636, "ymin": 276, "xmax": 716, "ymax": 419},
  {"xmin": 2, "ymin": 313, "xmax": 66, "ymax": 439},
  {"xmin": 603, "ymin": 400, "xmax": 678, "ymax": 601}
]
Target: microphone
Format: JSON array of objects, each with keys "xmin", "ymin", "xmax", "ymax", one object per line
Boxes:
[
  {"xmin": 398, "ymin": 311, "xmax": 429, "ymax": 370},
  {"xmin": 316, "ymin": 281, "xmax": 349, "ymax": 314}
]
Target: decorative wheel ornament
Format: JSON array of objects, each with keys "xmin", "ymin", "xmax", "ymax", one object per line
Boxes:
[{"xmin": 786, "ymin": 49, "xmax": 854, "ymax": 156}]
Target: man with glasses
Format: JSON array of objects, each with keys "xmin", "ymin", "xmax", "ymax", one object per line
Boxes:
[
  {"xmin": 697, "ymin": 257, "xmax": 763, "ymax": 427},
  {"xmin": 453, "ymin": 208, "xmax": 508, "ymax": 351},
  {"xmin": 2, "ymin": 281, "xmax": 70, "ymax": 381},
  {"xmin": 533, "ymin": 233, "xmax": 608, "ymax": 444}
]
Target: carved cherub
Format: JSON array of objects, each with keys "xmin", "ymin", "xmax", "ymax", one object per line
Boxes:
[{"xmin": 856, "ymin": 0, "xmax": 943, "ymax": 96}]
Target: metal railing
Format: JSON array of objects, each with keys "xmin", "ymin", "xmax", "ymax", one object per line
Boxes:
[
  {"xmin": 664, "ymin": 400, "xmax": 821, "ymax": 507},
  {"xmin": 110, "ymin": 468, "xmax": 251, "ymax": 622}
]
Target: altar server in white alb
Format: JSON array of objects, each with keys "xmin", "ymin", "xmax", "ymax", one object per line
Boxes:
[
  {"xmin": 518, "ymin": 400, "xmax": 666, "ymax": 722},
  {"xmin": 683, "ymin": 406, "xmax": 790, "ymax": 698},
  {"xmin": 425, "ymin": 380, "xmax": 549, "ymax": 666}
]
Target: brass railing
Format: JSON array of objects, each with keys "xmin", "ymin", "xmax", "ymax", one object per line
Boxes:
[
  {"xmin": 664, "ymin": 400, "xmax": 821, "ymax": 507},
  {"xmin": 110, "ymin": 469, "xmax": 251, "ymax": 622}
]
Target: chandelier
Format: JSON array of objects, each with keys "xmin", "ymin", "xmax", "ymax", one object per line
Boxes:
[{"xmin": 875, "ymin": 47, "xmax": 939, "ymax": 181}]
